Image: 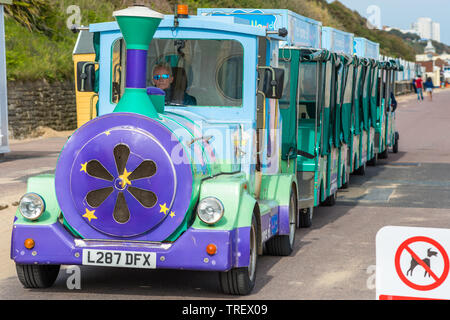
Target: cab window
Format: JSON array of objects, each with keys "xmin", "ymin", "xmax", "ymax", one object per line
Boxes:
[{"xmin": 111, "ymin": 38, "xmax": 244, "ymax": 107}]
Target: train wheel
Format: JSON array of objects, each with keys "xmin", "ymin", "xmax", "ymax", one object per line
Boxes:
[
  {"xmin": 298, "ymin": 207, "xmax": 313, "ymax": 228},
  {"xmin": 322, "ymin": 191, "xmax": 337, "ymax": 206},
  {"xmin": 265, "ymin": 190, "xmax": 297, "ymax": 256},
  {"xmin": 16, "ymin": 264, "xmax": 60, "ymax": 288},
  {"xmin": 393, "ymin": 133, "xmax": 399, "ymax": 154},
  {"xmin": 219, "ymin": 215, "xmax": 258, "ymax": 295},
  {"xmin": 355, "ymin": 162, "xmax": 366, "ymax": 175},
  {"xmin": 378, "ymin": 148, "xmax": 388, "ymax": 159},
  {"xmin": 367, "ymin": 152, "xmax": 378, "ymax": 166}
]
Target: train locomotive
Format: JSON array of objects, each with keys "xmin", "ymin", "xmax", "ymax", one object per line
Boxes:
[{"xmin": 10, "ymin": 5, "xmax": 404, "ymax": 295}]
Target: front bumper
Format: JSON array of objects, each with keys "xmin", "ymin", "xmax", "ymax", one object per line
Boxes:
[{"xmin": 11, "ymin": 222, "xmax": 250, "ymax": 272}]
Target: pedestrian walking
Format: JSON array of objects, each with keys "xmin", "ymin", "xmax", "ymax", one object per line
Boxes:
[
  {"xmin": 415, "ymin": 75, "xmax": 424, "ymax": 101},
  {"xmin": 424, "ymin": 77, "xmax": 434, "ymax": 102}
]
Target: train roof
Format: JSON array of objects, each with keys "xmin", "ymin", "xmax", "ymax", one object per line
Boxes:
[
  {"xmin": 321, "ymin": 26, "xmax": 354, "ymax": 56},
  {"xmin": 197, "ymin": 8, "xmax": 322, "ymax": 48},
  {"xmin": 89, "ymin": 14, "xmax": 283, "ymax": 39},
  {"xmin": 73, "ymin": 29, "xmax": 95, "ymax": 55},
  {"xmin": 354, "ymin": 37, "xmax": 380, "ymax": 60}
]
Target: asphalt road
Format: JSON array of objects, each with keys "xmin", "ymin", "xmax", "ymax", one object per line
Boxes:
[{"xmin": 1, "ymin": 89, "xmax": 450, "ymax": 300}]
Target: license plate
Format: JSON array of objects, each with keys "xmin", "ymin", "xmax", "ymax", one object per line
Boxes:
[{"xmin": 82, "ymin": 249, "xmax": 156, "ymax": 269}]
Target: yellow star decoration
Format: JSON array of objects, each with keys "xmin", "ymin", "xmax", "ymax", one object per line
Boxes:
[
  {"xmin": 83, "ymin": 208, "xmax": 97, "ymax": 222},
  {"xmin": 80, "ymin": 162, "xmax": 88, "ymax": 173},
  {"xmin": 159, "ymin": 202, "xmax": 169, "ymax": 215},
  {"xmin": 169, "ymin": 211, "xmax": 176, "ymax": 218},
  {"xmin": 104, "ymin": 130, "xmax": 111, "ymax": 136},
  {"xmin": 118, "ymin": 168, "xmax": 132, "ymax": 188}
]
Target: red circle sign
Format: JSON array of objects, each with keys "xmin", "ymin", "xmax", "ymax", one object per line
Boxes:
[{"xmin": 395, "ymin": 236, "xmax": 450, "ymax": 291}]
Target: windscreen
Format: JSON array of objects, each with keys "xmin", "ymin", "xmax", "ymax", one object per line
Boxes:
[{"xmin": 111, "ymin": 38, "xmax": 244, "ymax": 107}]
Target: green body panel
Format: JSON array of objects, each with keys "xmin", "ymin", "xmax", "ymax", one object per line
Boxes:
[
  {"xmin": 314, "ymin": 156, "xmax": 325, "ymax": 206},
  {"xmin": 332, "ymin": 60, "xmax": 343, "ymax": 148},
  {"xmin": 353, "ymin": 65, "xmax": 363, "ymax": 135},
  {"xmin": 14, "ymin": 175, "xmax": 60, "ymax": 226},
  {"xmin": 370, "ymin": 67, "xmax": 379, "ymax": 128},
  {"xmin": 259, "ymin": 174, "xmax": 296, "ymax": 207},
  {"xmin": 321, "ymin": 107, "xmax": 331, "ymax": 156},
  {"xmin": 362, "ymin": 96, "xmax": 370, "ymax": 131},
  {"xmin": 341, "ymin": 102, "xmax": 352, "ymax": 144},
  {"xmin": 297, "ymin": 120, "xmax": 316, "ymax": 161},
  {"xmin": 280, "ymin": 159, "xmax": 297, "ymax": 174},
  {"xmin": 114, "ymin": 88, "xmax": 160, "ymax": 118},
  {"xmin": 191, "ymin": 173, "xmax": 256, "ymax": 231},
  {"xmin": 149, "ymin": 94, "xmax": 165, "ymax": 114}
]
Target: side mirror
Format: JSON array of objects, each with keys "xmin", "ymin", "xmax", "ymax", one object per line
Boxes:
[
  {"xmin": 77, "ymin": 61, "xmax": 97, "ymax": 92},
  {"xmin": 259, "ymin": 66, "xmax": 284, "ymax": 99}
]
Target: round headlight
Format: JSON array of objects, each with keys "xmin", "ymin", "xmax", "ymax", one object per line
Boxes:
[
  {"xmin": 19, "ymin": 193, "xmax": 45, "ymax": 221},
  {"xmin": 197, "ymin": 197, "xmax": 224, "ymax": 225}
]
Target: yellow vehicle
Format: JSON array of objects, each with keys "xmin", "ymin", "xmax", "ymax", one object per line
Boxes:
[{"xmin": 72, "ymin": 30, "xmax": 98, "ymax": 128}]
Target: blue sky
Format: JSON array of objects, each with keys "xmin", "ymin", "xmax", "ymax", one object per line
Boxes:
[{"xmin": 326, "ymin": 0, "xmax": 450, "ymax": 45}]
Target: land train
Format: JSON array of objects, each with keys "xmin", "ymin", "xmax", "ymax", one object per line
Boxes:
[{"xmin": 11, "ymin": 5, "xmax": 402, "ymax": 295}]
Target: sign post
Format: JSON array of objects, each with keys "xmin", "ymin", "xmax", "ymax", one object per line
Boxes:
[{"xmin": 377, "ymin": 226, "xmax": 450, "ymax": 300}]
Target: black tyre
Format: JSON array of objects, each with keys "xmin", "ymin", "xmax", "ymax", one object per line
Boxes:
[
  {"xmin": 265, "ymin": 189, "xmax": 297, "ymax": 256},
  {"xmin": 219, "ymin": 215, "xmax": 258, "ymax": 295},
  {"xmin": 322, "ymin": 191, "xmax": 337, "ymax": 206},
  {"xmin": 355, "ymin": 162, "xmax": 366, "ymax": 175},
  {"xmin": 367, "ymin": 152, "xmax": 378, "ymax": 166},
  {"xmin": 378, "ymin": 148, "xmax": 388, "ymax": 159},
  {"xmin": 16, "ymin": 264, "xmax": 60, "ymax": 288},
  {"xmin": 298, "ymin": 207, "xmax": 313, "ymax": 228},
  {"xmin": 393, "ymin": 132, "xmax": 399, "ymax": 154}
]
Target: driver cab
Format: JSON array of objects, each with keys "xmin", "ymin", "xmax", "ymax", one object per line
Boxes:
[{"xmin": 111, "ymin": 37, "xmax": 244, "ymax": 108}]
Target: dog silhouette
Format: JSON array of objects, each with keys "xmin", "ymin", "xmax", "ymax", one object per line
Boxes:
[{"xmin": 406, "ymin": 248, "xmax": 438, "ymax": 277}]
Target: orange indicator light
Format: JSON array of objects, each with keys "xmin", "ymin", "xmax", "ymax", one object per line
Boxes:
[
  {"xmin": 177, "ymin": 4, "xmax": 188, "ymax": 16},
  {"xmin": 206, "ymin": 244, "xmax": 217, "ymax": 255},
  {"xmin": 24, "ymin": 238, "xmax": 35, "ymax": 250}
]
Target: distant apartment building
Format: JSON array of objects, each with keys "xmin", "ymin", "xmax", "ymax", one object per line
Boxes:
[{"xmin": 412, "ymin": 17, "xmax": 440, "ymax": 42}]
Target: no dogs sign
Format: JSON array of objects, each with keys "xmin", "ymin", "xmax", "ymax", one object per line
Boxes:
[{"xmin": 376, "ymin": 226, "xmax": 450, "ymax": 300}]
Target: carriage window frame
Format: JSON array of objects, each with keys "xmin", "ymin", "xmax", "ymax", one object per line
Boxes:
[
  {"xmin": 278, "ymin": 59, "xmax": 291, "ymax": 110},
  {"xmin": 110, "ymin": 38, "xmax": 126, "ymax": 104},
  {"xmin": 110, "ymin": 37, "xmax": 245, "ymax": 108}
]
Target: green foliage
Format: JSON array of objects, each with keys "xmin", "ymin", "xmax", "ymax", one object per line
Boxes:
[
  {"xmin": 4, "ymin": 17, "xmax": 73, "ymax": 81},
  {"xmin": 2, "ymin": 0, "xmax": 428, "ymax": 81}
]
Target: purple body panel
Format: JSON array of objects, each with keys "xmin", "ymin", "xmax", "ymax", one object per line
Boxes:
[
  {"xmin": 259, "ymin": 205, "xmax": 290, "ymax": 241},
  {"xmin": 277, "ymin": 205, "xmax": 291, "ymax": 235},
  {"xmin": 146, "ymin": 86, "xmax": 165, "ymax": 95},
  {"xmin": 126, "ymin": 49, "xmax": 147, "ymax": 88},
  {"xmin": 11, "ymin": 222, "xmax": 251, "ymax": 271},
  {"xmin": 55, "ymin": 113, "xmax": 193, "ymax": 241}
]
